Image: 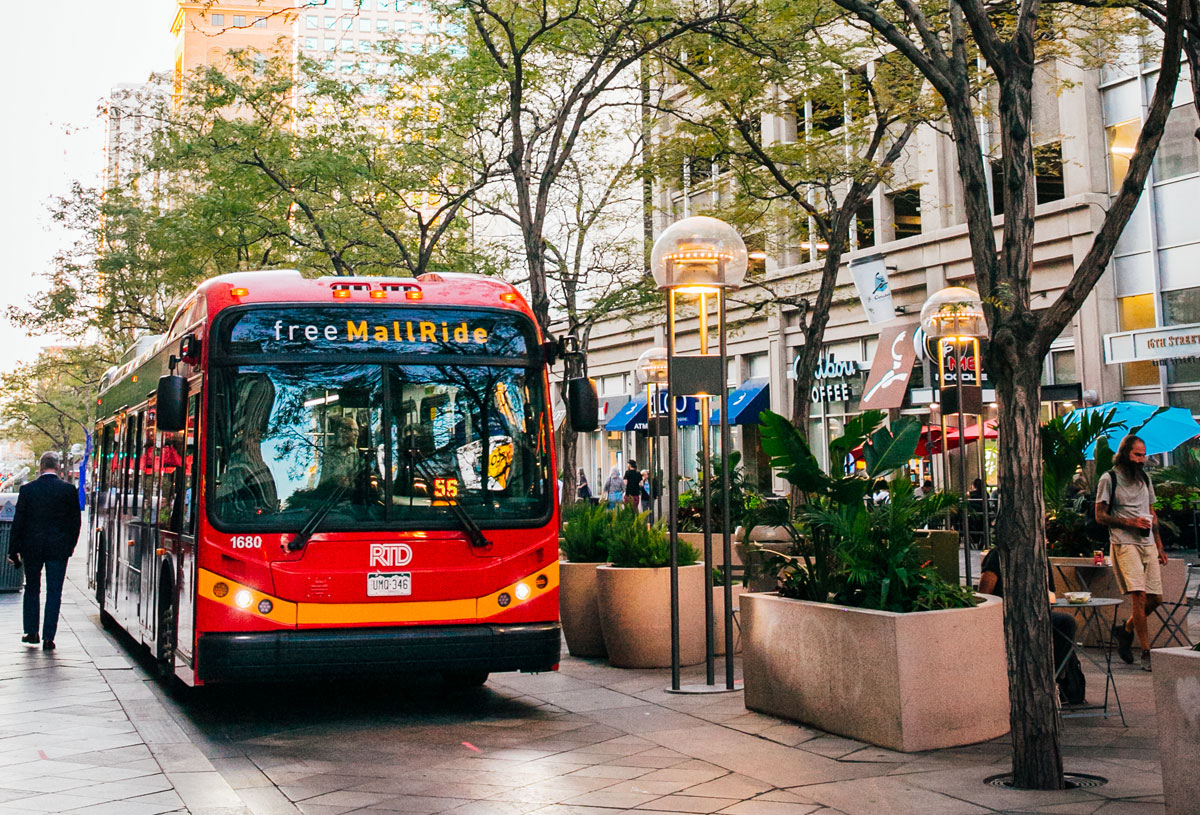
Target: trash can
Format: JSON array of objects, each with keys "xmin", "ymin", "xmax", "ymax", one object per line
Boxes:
[{"xmin": 0, "ymin": 494, "xmax": 21, "ymax": 592}]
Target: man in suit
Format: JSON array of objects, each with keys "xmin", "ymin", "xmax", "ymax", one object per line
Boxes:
[{"xmin": 7, "ymin": 452, "xmax": 82, "ymax": 651}]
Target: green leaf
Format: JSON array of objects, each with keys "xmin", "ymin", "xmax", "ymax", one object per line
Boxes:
[
  {"xmin": 829, "ymin": 409, "xmax": 886, "ymax": 464},
  {"xmin": 863, "ymin": 417, "xmax": 922, "ymax": 478},
  {"xmin": 759, "ymin": 410, "xmax": 830, "ymax": 493}
]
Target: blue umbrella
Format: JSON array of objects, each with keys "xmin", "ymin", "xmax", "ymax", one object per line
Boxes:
[{"xmin": 1066, "ymin": 401, "xmax": 1200, "ymax": 458}]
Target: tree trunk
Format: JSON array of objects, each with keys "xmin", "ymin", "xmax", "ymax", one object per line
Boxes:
[{"xmin": 992, "ymin": 350, "xmax": 1064, "ymax": 790}]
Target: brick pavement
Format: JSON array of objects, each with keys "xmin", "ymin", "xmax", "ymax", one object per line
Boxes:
[{"xmin": 1, "ymin": 557, "xmax": 1195, "ymax": 815}]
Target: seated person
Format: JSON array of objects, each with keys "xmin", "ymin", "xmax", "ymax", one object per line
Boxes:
[{"xmin": 979, "ymin": 548, "xmax": 1084, "ymax": 704}]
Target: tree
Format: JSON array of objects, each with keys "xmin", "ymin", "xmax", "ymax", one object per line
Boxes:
[
  {"xmin": 828, "ymin": 0, "xmax": 1188, "ymax": 789},
  {"xmin": 652, "ymin": 0, "xmax": 931, "ymax": 472},
  {"xmin": 0, "ymin": 345, "xmax": 114, "ymax": 464}
]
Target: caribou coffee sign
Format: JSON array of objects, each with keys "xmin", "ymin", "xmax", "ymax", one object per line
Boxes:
[{"xmin": 794, "ymin": 354, "xmax": 863, "ymax": 404}]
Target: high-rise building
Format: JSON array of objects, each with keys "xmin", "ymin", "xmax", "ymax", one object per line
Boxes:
[{"xmin": 171, "ymin": 1, "xmax": 298, "ymax": 99}]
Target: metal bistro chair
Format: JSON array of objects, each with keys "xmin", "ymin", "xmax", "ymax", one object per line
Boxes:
[{"xmin": 1148, "ymin": 563, "xmax": 1198, "ymax": 649}]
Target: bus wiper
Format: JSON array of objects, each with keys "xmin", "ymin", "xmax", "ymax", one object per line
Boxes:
[
  {"xmin": 405, "ymin": 446, "xmax": 492, "ymax": 550},
  {"xmin": 287, "ymin": 483, "xmax": 350, "ymax": 552}
]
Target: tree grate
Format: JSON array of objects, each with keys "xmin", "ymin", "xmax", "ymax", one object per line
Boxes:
[{"xmin": 985, "ymin": 773, "xmax": 1108, "ymax": 790}]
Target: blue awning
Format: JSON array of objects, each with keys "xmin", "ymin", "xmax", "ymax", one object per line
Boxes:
[
  {"xmin": 710, "ymin": 379, "xmax": 770, "ymax": 425},
  {"xmin": 606, "ymin": 395, "xmax": 647, "ymax": 431}
]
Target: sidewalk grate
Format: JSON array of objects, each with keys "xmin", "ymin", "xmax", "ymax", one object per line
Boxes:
[{"xmin": 985, "ymin": 772, "xmax": 1108, "ymax": 789}]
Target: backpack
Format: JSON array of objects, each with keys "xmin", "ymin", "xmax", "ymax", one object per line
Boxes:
[
  {"xmin": 1091, "ymin": 468, "xmax": 1151, "ymax": 543},
  {"xmin": 1059, "ymin": 651, "xmax": 1087, "ymax": 705}
]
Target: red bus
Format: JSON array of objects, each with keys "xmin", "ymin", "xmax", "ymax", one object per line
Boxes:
[{"xmin": 87, "ymin": 269, "xmax": 595, "ymax": 686}]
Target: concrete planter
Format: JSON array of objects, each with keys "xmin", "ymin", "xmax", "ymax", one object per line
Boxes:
[
  {"xmin": 741, "ymin": 592, "xmax": 1009, "ymax": 752},
  {"xmin": 596, "ymin": 563, "xmax": 706, "ymax": 668},
  {"xmin": 1152, "ymin": 646, "xmax": 1200, "ymax": 815},
  {"xmin": 1050, "ymin": 557, "xmax": 1189, "ymax": 646},
  {"xmin": 559, "ymin": 561, "xmax": 606, "ymax": 658},
  {"xmin": 735, "ymin": 541, "xmax": 791, "ymax": 592}
]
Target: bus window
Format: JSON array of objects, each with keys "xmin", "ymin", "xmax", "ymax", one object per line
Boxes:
[
  {"xmin": 142, "ymin": 408, "xmax": 156, "ymax": 521},
  {"xmin": 157, "ymin": 424, "xmax": 186, "ymax": 533},
  {"xmin": 121, "ymin": 416, "xmax": 136, "ymax": 514},
  {"xmin": 131, "ymin": 412, "xmax": 145, "ymax": 517}
]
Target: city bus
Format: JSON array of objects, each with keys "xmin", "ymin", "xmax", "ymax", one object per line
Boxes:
[{"xmin": 87, "ymin": 269, "xmax": 596, "ymax": 686}]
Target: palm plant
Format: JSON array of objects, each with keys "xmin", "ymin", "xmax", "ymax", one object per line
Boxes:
[{"xmin": 758, "ymin": 409, "xmax": 973, "ymax": 612}]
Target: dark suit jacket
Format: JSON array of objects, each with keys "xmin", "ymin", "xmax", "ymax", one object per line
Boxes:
[{"xmin": 9, "ymin": 473, "xmax": 82, "ymax": 561}]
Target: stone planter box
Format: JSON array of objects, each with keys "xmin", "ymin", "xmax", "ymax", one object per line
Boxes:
[
  {"xmin": 1152, "ymin": 646, "xmax": 1200, "ymax": 815},
  {"xmin": 596, "ymin": 563, "xmax": 706, "ymax": 668},
  {"xmin": 1050, "ymin": 557, "xmax": 1189, "ymax": 647},
  {"xmin": 741, "ymin": 592, "xmax": 1009, "ymax": 752},
  {"xmin": 559, "ymin": 561, "xmax": 606, "ymax": 658},
  {"xmin": 679, "ymin": 533, "xmax": 740, "ymax": 569}
]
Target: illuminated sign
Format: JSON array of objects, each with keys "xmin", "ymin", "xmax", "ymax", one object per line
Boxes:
[{"xmin": 219, "ymin": 307, "xmax": 532, "ymax": 358}]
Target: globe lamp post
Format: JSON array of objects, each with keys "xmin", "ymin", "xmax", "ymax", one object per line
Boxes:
[
  {"xmin": 650, "ymin": 216, "xmax": 746, "ymax": 693},
  {"xmin": 920, "ymin": 286, "xmax": 988, "ymax": 586}
]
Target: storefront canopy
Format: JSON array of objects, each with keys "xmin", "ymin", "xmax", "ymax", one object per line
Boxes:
[
  {"xmin": 710, "ymin": 379, "xmax": 770, "ymax": 425},
  {"xmin": 605, "ymin": 393, "xmax": 700, "ymax": 431}
]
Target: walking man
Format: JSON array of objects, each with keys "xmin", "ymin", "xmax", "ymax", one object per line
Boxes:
[
  {"xmin": 6, "ymin": 452, "xmax": 82, "ymax": 651},
  {"xmin": 1095, "ymin": 434, "xmax": 1169, "ymax": 671}
]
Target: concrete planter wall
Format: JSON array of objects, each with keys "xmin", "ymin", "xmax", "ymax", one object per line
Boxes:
[
  {"xmin": 741, "ymin": 592, "xmax": 1009, "ymax": 752},
  {"xmin": 559, "ymin": 561, "xmax": 606, "ymax": 658},
  {"xmin": 596, "ymin": 563, "xmax": 706, "ymax": 668},
  {"xmin": 1050, "ymin": 557, "xmax": 1189, "ymax": 646},
  {"xmin": 1152, "ymin": 647, "xmax": 1200, "ymax": 815}
]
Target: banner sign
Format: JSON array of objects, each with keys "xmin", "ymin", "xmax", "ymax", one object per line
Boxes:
[
  {"xmin": 858, "ymin": 322, "xmax": 919, "ymax": 411},
  {"xmin": 1104, "ymin": 322, "xmax": 1200, "ymax": 364},
  {"xmin": 850, "ymin": 255, "xmax": 894, "ymax": 325}
]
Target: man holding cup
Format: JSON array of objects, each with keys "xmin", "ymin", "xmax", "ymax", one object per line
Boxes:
[{"xmin": 1095, "ymin": 434, "xmax": 1169, "ymax": 671}]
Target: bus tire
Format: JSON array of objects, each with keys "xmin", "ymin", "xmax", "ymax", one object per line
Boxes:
[
  {"xmin": 443, "ymin": 670, "xmax": 488, "ymax": 688},
  {"xmin": 156, "ymin": 579, "xmax": 176, "ymax": 681},
  {"xmin": 99, "ymin": 609, "xmax": 116, "ymax": 631}
]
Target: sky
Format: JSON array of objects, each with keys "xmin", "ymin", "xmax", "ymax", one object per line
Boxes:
[{"xmin": 0, "ymin": 0, "xmax": 175, "ymax": 373}]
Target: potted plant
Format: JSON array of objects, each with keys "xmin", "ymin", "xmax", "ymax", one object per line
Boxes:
[
  {"xmin": 559, "ymin": 501, "xmax": 613, "ymax": 658},
  {"xmin": 595, "ymin": 508, "xmax": 704, "ymax": 668},
  {"xmin": 1153, "ymin": 642, "xmax": 1200, "ymax": 815},
  {"xmin": 740, "ymin": 409, "xmax": 1008, "ymax": 753}
]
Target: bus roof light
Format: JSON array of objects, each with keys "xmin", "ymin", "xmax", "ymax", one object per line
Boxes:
[
  {"xmin": 370, "ymin": 290, "xmax": 388, "ymax": 299},
  {"xmin": 405, "ymin": 290, "xmax": 423, "ymax": 301},
  {"xmin": 230, "ymin": 287, "xmax": 249, "ymax": 297},
  {"xmin": 500, "ymin": 292, "xmax": 518, "ymax": 303},
  {"xmin": 333, "ymin": 289, "xmax": 352, "ymax": 299}
]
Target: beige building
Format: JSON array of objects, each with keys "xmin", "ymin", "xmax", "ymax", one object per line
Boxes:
[
  {"xmin": 171, "ymin": 1, "xmax": 297, "ymax": 98},
  {"xmin": 575, "ymin": 40, "xmax": 1200, "ymax": 496}
]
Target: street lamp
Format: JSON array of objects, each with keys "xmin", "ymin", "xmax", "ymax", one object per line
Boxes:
[
  {"xmin": 635, "ymin": 347, "xmax": 668, "ymax": 523},
  {"xmin": 921, "ymin": 286, "xmax": 988, "ymax": 586},
  {"xmin": 651, "ymin": 216, "xmax": 746, "ymax": 693}
]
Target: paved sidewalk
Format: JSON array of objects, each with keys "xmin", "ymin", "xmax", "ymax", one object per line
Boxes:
[{"xmin": 1, "ymin": 560, "xmax": 1193, "ymax": 815}]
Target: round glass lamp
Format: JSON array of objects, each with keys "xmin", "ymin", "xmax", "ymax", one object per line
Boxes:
[
  {"xmin": 920, "ymin": 286, "xmax": 987, "ymax": 339},
  {"xmin": 635, "ymin": 347, "xmax": 668, "ymax": 386},
  {"xmin": 650, "ymin": 216, "xmax": 748, "ymax": 292}
]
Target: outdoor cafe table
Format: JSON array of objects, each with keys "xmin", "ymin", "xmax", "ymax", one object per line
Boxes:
[{"xmin": 1052, "ymin": 596, "xmax": 1125, "ymax": 725}]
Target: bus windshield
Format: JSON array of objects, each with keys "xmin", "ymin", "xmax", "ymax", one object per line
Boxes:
[{"xmin": 210, "ymin": 362, "xmax": 550, "ymax": 530}]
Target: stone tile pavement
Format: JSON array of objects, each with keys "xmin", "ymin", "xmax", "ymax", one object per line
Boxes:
[{"xmin": 1, "ymin": 557, "xmax": 1196, "ymax": 815}]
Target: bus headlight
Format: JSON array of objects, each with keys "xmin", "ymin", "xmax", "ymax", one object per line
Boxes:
[
  {"xmin": 234, "ymin": 590, "xmax": 254, "ymax": 609},
  {"xmin": 514, "ymin": 582, "xmax": 531, "ymax": 601}
]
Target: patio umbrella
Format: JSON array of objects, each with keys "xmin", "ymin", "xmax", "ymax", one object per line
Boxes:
[{"xmin": 1067, "ymin": 401, "xmax": 1200, "ymax": 458}]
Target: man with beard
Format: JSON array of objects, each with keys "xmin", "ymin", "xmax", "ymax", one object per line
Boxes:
[{"xmin": 1095, "ymin": 434, "xmax": 1169, "ymax": 671}]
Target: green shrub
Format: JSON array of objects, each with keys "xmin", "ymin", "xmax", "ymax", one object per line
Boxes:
[
  {"xmin": 604, "ymin": 508, "xmax": 700, "ymax": 568},
  {"xmin": 560, "ymin": 501, "xmax": 611, "ymax": 563}
]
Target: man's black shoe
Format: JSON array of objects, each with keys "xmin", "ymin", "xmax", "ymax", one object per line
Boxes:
[
  {"xmin": 20, "ymin": 634, "xmax": 39, "ymax": 644},
  {"xmin": 1112, "ymin": 622, "xmax": 1135, "ymax": 664},
  {"xmin": 41, "ymin": 641, "xmax": 54, "ymax": 651}
]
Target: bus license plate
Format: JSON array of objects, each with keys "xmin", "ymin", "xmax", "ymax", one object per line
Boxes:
[{"xmin": 367, "ymin": 572, "xmax": 411, "ymax": 597}]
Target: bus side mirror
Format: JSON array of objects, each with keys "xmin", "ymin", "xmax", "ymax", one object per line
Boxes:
[
  {"xmin": 566, "ymin": 377, "xmax": 598, "ymax": 432},
  {"xmin": 157, "ymin": 375, "xmax": 189, "ymax": 432}
]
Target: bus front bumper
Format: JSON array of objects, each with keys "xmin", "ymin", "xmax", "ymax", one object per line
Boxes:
[{"xmin": 196, "ymin": 622, "xmax": 560, "ymax": 683}]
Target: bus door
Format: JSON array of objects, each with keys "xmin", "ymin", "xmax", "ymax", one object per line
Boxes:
[
  {"xmin": 136, "ymin": 402, "xmax": 158, "ymax": 640},
  {"xmin": 155, "ymin": 394, "xmax": 199, "ymax": 665},
  {"xmin": 120, "ymin": 409, "xmax": 149, "ymax": 629}
]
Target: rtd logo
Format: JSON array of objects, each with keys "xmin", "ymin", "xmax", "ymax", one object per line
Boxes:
[{"xmin": 369, "ymin": 543, "xmax": 413, "ymax": 568}]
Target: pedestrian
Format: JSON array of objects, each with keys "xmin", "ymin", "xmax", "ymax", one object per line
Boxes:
[
  {"xmin": 871, "ymin": 479, "xmax": 889, "ymax": 506},
  {"xmin": 603, "ymin": 466, "xmax": 624, "ymax": 509},
  {"xmin": 1095, "ymin": 434, "xmax": 1169, "ymax": 671},
  {"xmin": 915, "ymin": 478, "xmax": 934, "ymax": 499},
  {"xmin": 576, "ymin": 469, "xmax": 591, "ymax": 501},
  {"xmin": 7, "ymin": 452, "xmax": 83, "ymax": 651},
  {"xmin": 623, "ymin": 460, "xmax": 643, "ymax": 510},
  {"xmin": 640, "ymin": 470, "xmax": 651, "ymax": 512}
]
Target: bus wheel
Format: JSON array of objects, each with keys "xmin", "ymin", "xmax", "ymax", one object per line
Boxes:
[
  {"xmin": 156, "ymin": 590, "xmax": 176, "ymax": 681},
  {"xmin": 443, "ymin": 670, "xmax": 488, "ymax": 688},
  {"xmin": 99, "ymin": 609, "xmax": 116, "ymax": 631}
]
